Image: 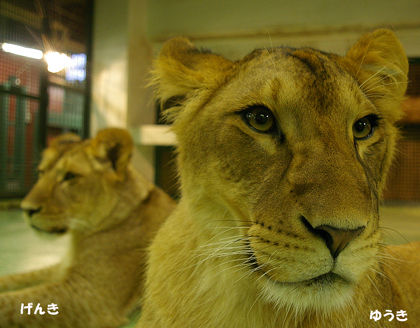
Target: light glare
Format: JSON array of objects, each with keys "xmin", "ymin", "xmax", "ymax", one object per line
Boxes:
[
  {"xmin": 45, "ymin": 51, "xmax": 71, "ymax": 73},
  {"xmin": 1, "ymin": 43, "xmax": 43, "ymax": 60}
]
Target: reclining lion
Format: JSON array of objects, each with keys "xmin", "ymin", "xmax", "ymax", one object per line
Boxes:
[
  {"xmin": 0, "ymin": 128, "xmax": 175, "ymax": 328},
  {"xmin": 136, "ymin": 29, "xmax": 420, "ymax": 328}
]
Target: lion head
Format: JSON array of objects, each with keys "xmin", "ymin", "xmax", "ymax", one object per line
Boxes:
[
  {"xmin": 21, "ymin": 128, "xmax": 153, "ymax": 235},
  {"xmin": 151, "ymin": 29, "xmax": 408, "ymax": 312}
]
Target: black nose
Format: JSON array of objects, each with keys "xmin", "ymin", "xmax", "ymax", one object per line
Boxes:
[
  {"xmin": 302, "ymin": 218, "xmax": 365, "ymax": 258},
  {"xmin": 25, "ymin": 207, "xmax": 42, "ymax": 218}
]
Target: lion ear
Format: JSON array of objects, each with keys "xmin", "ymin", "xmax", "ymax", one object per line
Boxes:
[
  {"xmin": 91, "ymin": 128, "xmax": 133, "ymax": 180},
  {"xmin": 50, "ymin": 133, "xmax": 82, "ymax": 147},
  {"xmin": 346, "ymin": 29, "xmax": 408, "ymax": 108},
  {"xmin": 151, "ymin": 37, "xmax": 234, "ymax": 118}
]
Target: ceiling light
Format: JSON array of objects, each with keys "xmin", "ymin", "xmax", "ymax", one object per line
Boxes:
[
  {"xmin": 1, "ymin": 42, "xmax": 43, "ymax": 60},
  {"xmin": 44, "ymin": 51, "xmax": 71, "ymax": 73}
]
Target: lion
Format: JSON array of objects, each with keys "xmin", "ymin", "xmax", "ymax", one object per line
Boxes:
[
  {"xmin": 0, "ymin": 128, "xmax": 175, "ymax": 328},
  {"xmin": 136, "ymin": 29, "xmax": 420, "ymax": 328}
]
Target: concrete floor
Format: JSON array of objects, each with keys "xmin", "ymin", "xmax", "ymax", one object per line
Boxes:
[{"xmin": 0, "ymin": 206, "xmax": 419, "ymax": 327}]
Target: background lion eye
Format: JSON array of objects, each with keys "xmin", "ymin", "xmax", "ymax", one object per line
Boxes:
[
  {"xmin": 353, "ymin": 115, "xmax": 379, "ymax": 140},
  {"xmin": 63, "ymin": 172, "xmax": 78, "ymax": 181},
  {"xmin": 243, "ymin": 106, "xmax": 275, "ymax": 133}
]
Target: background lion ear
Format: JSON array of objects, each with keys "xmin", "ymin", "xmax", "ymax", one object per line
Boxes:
[
  {"xmin": 91, "ymin": 128, "xmax": 133, "ymax": 180},
  {"xmin": 151, "ymin": 37, "xmax": 234, "ymax": 120},
  {"xmin": 50, "ymin": 133, "xmax": 82, "ymax": 147},
  {"xmin": 346, "ymin": 29, "xmax": 408, "ymax": 107}
]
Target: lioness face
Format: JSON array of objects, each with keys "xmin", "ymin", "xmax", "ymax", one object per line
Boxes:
[
  {"xmin": 21, "ymin": 143, "xmax": 115, "ymax": 234},
  {"xmin": 177, "ymin": 50, "xmax": 381, "ymax": 310},
  {"xmin": 21, "ymin": 129, "xmax": 134, "ymax": 234},
  {"xmin": 154, "ymin": 30, "xmax": 407, "ymax": 311}
]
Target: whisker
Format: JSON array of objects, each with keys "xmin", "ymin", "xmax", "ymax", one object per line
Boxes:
[
  {"xmin": 377, "ymin": 248, "xmax": 420, "ymax": 264},
  {"xmin": 366, "ymin": 274, "xmax": 384, "ymax": 299},
  {"xmin": 207, "ymin": 256, "xmax": 255, "ymax": 280},
  {"xmin": 359, "ymin": 60, "xmax": 398, "ymax": 89},
  {"xmin": 182, "ymin": 235, "xmax": 260, "ymax": 273},
  {"xmin": 368, "ymin": 267, "xmax": 390, "ymax": 282},
  {"xmin": 199, "ymin": 235, "xmax": 258, "ymax": 248},
  {"xmin": 264, "ymin": 29, "xmax": 277, "ymax": 71},
  {"xmin": 356, "ymin": 34, "xmax": 374, "ymax": 78},
  {"xmin": 378, "ymin": 226, "xmax": 413, "ymax": 246},
  {"xmin": 363, "ymin": 79, "xmax": 407, "ymax": 95},
  {"xmin": 204, "ymin": 227, "xmax": 248, "ymax": 245}
]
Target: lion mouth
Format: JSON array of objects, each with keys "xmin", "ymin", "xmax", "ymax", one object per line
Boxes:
[
  {"xmin": 31, "ymin": 224, "xmax": 68, "ymax": 234},
  {"xmin": 281, "ymin": 272, "xmax": 346, "ymax": 287},
  {"xmin": 254, "ymin": 260, "xmax": 346, "ymax": 287},
  {"xmin": 244, "ymin": 242, "xmax": 348, "ymax": 288}
]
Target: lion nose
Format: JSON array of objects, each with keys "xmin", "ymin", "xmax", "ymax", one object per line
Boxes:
[
  {"xmin": 301, "ymin": 217, "xmax": 365, "ymax": 258},
  {"xmin": 314, "ymin": 225, "xmax": 365, "ymax": 258}
]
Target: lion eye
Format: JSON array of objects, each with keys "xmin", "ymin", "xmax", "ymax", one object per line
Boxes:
[
  {"xmin": 242, "ymin": 106, "xmax": 276, "ymax": 133},
  {"xmin": 63, "ymin": 172, "xmax": 78, "ymax": 181},
  {"xmin": 353, "ymin": 115, "xmax": 379, "ymax": 140}
]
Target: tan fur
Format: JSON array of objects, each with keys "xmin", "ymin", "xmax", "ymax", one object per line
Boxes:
[
  {"xmin": 137, "ymin": 29, "xmax": 420, "ymax": 328},
  {"xmin": 0, "ymin": 128, "xmax": 175, "ymax": 328}
]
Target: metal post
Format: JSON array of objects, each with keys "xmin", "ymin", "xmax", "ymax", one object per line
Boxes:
[
  {"xmin": 12, "ymin": 78, "xmax": 26, "ymax": 190},
  {"xmin": 0, "ymin": 88, "xmax": 9, "ymax": 191},
  {"xmin": 37, "ymin": 60, "xmax": 48, "ymax": 154},
  {"xmin": 82, "ymin": 0, "xmax": 95, "ymax": 139},
  {"xmin": 37, "ymin": 5, "xmax": 51, "ymax": 154}
]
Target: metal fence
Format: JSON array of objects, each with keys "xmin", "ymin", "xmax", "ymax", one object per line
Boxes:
[
  {"xmin": 382, "ymin": 59, "xmax": 420, "ymax": 203},
  {"xmin": 0, "ymin": 0, "xmax": 92, "ymax": 198}
]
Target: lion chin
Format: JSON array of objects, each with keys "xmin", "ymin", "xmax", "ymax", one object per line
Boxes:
[{"xmin": 260, "ymin": 272, "xmax": 354, "ymax": 312}]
